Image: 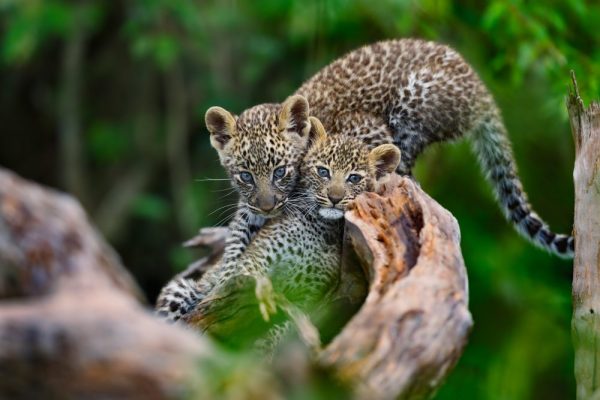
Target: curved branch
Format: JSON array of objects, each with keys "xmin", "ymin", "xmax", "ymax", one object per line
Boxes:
[{"xmin": 321, "ymin": 176, "xmax": 472, "ymax": 399}]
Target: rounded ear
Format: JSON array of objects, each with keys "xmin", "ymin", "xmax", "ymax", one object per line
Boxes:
[
  {"xmin": 278, "ymin": 95, "xmax": 311, "ymax": 138},
  {"xmin": 307, "ymin": 116, "xmax": 327, "ymax": 148},
  {"xmin": 205, "ymin": 106, "xmax": 237, "ymax": 151},
  {"xmin": 369, "ymin": 144, "xmax": 401, "ymax": 179}
]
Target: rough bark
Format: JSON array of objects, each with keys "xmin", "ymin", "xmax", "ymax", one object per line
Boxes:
[
  {"xmin": 568, "ymin": 73, "xmax": 600, "ymax": 400},
  {"xmin": 0, "ymin": 167, "xmax": 472, "ymax": 399}
]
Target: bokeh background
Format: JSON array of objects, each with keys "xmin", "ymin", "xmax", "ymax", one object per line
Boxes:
[{"xmin": 1, "ymin": 1, "xmax": 598, "ymax": 398}]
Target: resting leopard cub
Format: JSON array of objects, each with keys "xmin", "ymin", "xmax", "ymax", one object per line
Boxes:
[
  {"xmin": 205, "ymin": 38, "xmax": 573, "ymax": 258},
  {"xmin": 156, "ymin": 117, "xmax": 400, "ymax": 324}
]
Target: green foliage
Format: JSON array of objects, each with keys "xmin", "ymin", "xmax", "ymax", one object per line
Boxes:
[
  {"xmin": 0, "ymin": 0, "xmax": 592, "ymax": 398},
  {"xmin": 88, "ymin": 122, "xmax": 131, "ymax": 164},
  {"xmin": 1, "ymin": 0, "xmax": 102, "ymax": 63}
]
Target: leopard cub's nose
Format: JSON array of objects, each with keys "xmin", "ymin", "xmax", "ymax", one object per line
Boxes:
[
  {"xmin": 257, "ymin": 194, "xmax": 277, "ymax": 212},
  {"xmin": 328, "ymin": 193, "xmax": 343, "ymax": 205}
]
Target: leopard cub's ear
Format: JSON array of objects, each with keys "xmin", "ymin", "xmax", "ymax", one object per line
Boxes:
[
  {"xmin": 205, "ymin": 106, "xmax": 237, "ymax": 151},
  {"xmin": 278, "ymin": 95, "xmax": 311, "ymax": 139},
  {"xmin": 307, "ymin": 116, "xmax": 327, "ymax": 148},
  {"xmin": 369, "ymin": 144, "xmax": 401, "ymax": 179}
]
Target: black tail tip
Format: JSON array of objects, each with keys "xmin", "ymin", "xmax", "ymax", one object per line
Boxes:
[
  {"xmin": 568, "ymin": 236, "xmax": 575, "ymax": 253},
  {"xmin": 552, "ymin": 235, "xmax": 574, "ymax": 259}
]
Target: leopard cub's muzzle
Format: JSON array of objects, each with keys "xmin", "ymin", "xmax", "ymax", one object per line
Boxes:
[{"xmin": 250, "ymin": 187, "xmax": 286, "ymax": 218}]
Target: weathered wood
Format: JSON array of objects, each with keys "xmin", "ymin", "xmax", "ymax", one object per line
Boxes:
[
  {"xmin": 321, "ymin": 176, "xmax": 472, "ymax": 400},
  {"xmin": 568, "ymin": 73, "xmax": 600, "ymax": 400}
]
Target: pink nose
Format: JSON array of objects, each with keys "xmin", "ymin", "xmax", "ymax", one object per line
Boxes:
[
  {"xmin": 257, "ymin": 195, "xmax": 276, "ymax": 212},
  {"xmin": 328, "ymin": 193, "xmax": 343, "ymax": 205}
]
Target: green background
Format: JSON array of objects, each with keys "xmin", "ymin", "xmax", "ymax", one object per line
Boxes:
[{"xmin": 1, "ymin": 1, "xmax": 598, "ymax": 398}]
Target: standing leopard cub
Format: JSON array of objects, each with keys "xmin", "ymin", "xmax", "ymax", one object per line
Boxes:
[
  {"xmin": 205, "ymin": 38, "xmax": 573, "ymax": 258},
  {"xmin": 156, "ymin": 117, "xmax": 400, "ymax": 324}
]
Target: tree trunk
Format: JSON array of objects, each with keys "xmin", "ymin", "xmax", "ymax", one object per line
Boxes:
[
  {"xmin": 0, "ymin": 168, "xmax": 472, "ymax": 399},
  {"xmin": 569, "ymin": 72, "xmax": 600, "ymax": 400}
]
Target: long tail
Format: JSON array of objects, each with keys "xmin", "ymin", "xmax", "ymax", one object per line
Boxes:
[{"xmin": 470, "ymin": 111, "xmax": 574, "ymax": 258}]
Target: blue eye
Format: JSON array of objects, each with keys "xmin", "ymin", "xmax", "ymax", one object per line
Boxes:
[
  {"xmin": 239, "ymin": 171, "xmax": 254, "ymax": 184},
  {"xmin": 273, "ymin": 166, "xmax": 286, "ymax": 179},
  {"xmin": 347, "ymin": 174, "xmax": 363, "ymax": 184},
  {"xmin": 317, "ymin": 166, "xmax": 330, "ymax": 178}
]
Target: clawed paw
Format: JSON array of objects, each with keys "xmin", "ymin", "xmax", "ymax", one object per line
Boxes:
[{"xmin": 255, "ymin": 276, "xmax": 277, "ymax": 321}]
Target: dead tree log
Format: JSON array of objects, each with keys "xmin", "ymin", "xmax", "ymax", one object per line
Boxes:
[
  {"xmin": 568, "ymin": 73, "xmax": 600, "ymax": 400},
  {"xmin": 0, "ymin": 167, "xmax": 471, "ymax": 399}
]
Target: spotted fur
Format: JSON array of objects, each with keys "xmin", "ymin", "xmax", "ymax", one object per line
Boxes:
[
  {"xmin": 206, "ymin": 38, "xmax": 573, "ymax": 258},
  {"xmin": 155, "ymin": 203, "xmax": 264, "ymax": 322}
]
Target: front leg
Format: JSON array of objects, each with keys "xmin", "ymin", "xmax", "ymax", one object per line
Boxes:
[
  {"xmin": 254, "ymin": 321, "xmax": 294, "ymax": 359},
  {"xmin": 221, "ymin": 202, "xmax": 266, "ymax": 265},
  {"xmin": 155, "ymin": 204, "xmax": 265, "ymax": 322}
]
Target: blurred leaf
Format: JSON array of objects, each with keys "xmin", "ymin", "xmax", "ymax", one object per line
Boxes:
[
  {"xmin": 1, "ymin": 1, "xmax": 102, "ymax": 64},
  {"xmin": 482, "ymin": 2, "xmax": 506, "ymax": 30},
  {"xmin": 87, "ymin": 122, "xmax": 130, "ymax": 164}
]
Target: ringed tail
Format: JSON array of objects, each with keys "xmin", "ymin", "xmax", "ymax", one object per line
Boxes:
[{"xmin": 470, "ymin": 111, "xmax": 574, "ymax": 259}]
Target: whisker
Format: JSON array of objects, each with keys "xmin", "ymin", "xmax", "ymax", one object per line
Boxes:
[
  {"xmin": 214, "ymin": 192, "xmax": 238, "ymax": 201},
  {"xmin": 211, "ymin": 186, "xmax": 237, "ymax": 193},
  {"xmin": 208, "ymin": 203, "xmax": 240, "ymax": 217},
  {"xmin": 195, "ymin": 177, "xmax": 231, "ymax": 182},
  {"xmin": 212, "ymin": 213, "xmax": 236, "ymax": 228}
]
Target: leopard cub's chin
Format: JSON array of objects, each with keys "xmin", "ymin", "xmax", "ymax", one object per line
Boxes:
[{"xmin": 318, "ymin": 207, "xmax": 345, "ymax": 220}]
